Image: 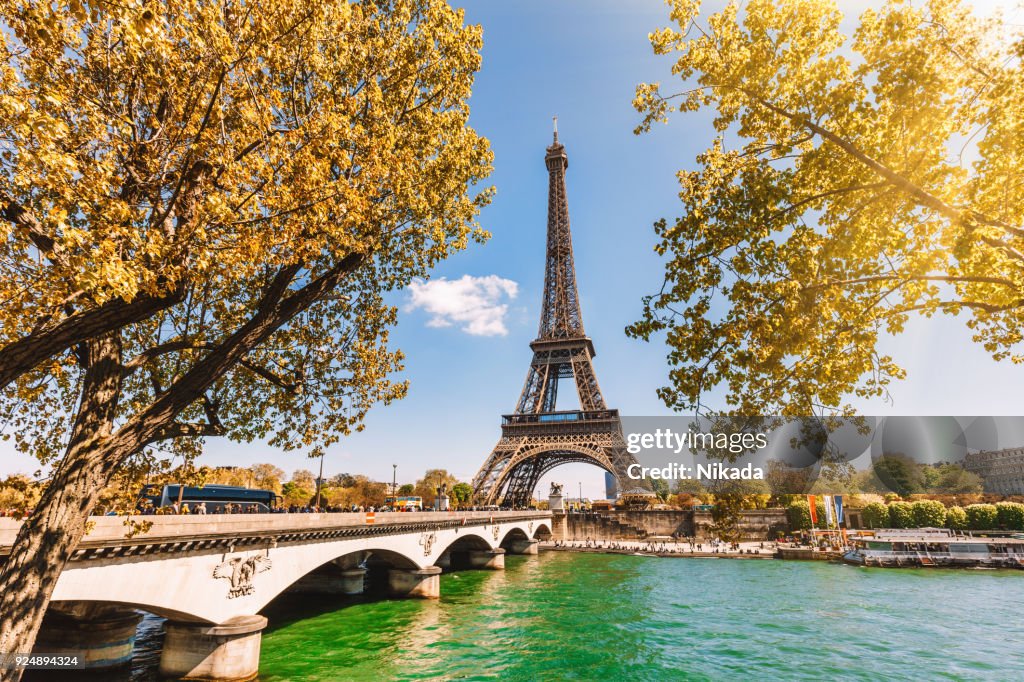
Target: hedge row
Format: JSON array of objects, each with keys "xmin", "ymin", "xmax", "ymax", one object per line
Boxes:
[{"xmin": 788, "ymin": 500, "xmax": 1024, "ymax": 531}]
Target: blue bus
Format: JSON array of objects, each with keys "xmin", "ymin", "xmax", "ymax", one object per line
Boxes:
[{"xmin": 138, "ymin": 484, "xmax": 281, "ymax": 513}]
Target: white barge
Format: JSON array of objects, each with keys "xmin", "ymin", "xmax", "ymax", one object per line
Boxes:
[{"xmin": 843, "ymin": 528, "xmax": 1024, "ymax": 569}]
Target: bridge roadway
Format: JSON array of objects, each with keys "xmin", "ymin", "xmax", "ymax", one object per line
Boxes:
[{"xmin": 0, "ymin": 510, "xmax": 552, "ymax": 681}]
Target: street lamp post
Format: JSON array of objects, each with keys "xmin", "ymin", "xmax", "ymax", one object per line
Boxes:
[
  {"xmin": 433, "ymin": 474, "xmax": 441, "ymax": 511},
  {"xmin": 314, "ymin": 452, "xmax": 325, "ymax": 511},
  {"xmin": 434, "ymin": 473, "xmax": 450, "ymax": 512},
  {"xmin": 392, "ymin": 464, "xmax": 397, "ymax": 501},
  {"xmin": 579, "ymin": 481, "xmax": 583, "ymax": 512}
]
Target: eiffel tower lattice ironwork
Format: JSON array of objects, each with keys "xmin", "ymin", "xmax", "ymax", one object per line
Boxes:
[{"xmin": 471, "ymin": 123, "xmax": 649, "ymax": 508}]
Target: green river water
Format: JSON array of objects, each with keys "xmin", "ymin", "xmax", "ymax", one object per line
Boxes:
[
  {"xmin": 254, "ymin": 552, "xmax": 1022, "ymax": 681},
  {"xmin": 49, "ymin": 551, "xmax": 1024, "ymax": 681}
]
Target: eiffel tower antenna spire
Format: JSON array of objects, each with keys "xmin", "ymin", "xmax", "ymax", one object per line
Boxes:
[
  {"xmin": 471, "ymin": 129, "xmax": 651, "ymax": 508},
  {"xmin": 552, "ymin": 115, "xmax": 558, "ymax": 141}
]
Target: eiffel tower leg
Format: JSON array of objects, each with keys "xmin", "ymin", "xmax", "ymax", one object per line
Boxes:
[
  {"xmin": 540, "ymin": 371, "xmax": 559, "ymax": 414},
  {"xmin": 517, "ymin": 356, "xmax": 562, "ymax": 415},
  {"xmin": 571, "ymin": 349, "xmax": 605, "ymax": 412},
  {"xmin": 475, "ymin": 452, "xmax": 546, "ymax": 508},
  {"xmin": 472, "ymin": 438, "xmax": 524, "ymax": 506},
  {"xmin": 602, "ymin": 442, "xmax": 651, "ymax": 495},
  {"xmin": 501, "ymin": 456, "xmax": 544, "ymax": 508},
  {"xmin": 516, "ymin": 365, "xmax": 546, "ymax": 415}
]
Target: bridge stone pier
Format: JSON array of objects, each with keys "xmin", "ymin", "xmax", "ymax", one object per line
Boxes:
[
  {"xmin": 506, "ymin": 539, "xmax": 539, "ymax": 555},
  {"xmin": 388, "ymin": 565, "xmax": 443, "ymax": 599},
  {"xmin": 467, "ymin": 548, "xmax": 506, "ymax": 570},
  {"xmin": 34, "ymin": 603, "xmax": 144, "ymax": 671},
  {"xmin": 160, "ymin": 615, "xmax": 267, "ymax": 681},
  {"xmin": 0, "ymin": 511, "xmax": 550, "ymax": 681}
]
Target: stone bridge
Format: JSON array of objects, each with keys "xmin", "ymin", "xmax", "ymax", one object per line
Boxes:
[{"xmin": 0, "ymin": 510, "xmax": 552, "ymax": 680}]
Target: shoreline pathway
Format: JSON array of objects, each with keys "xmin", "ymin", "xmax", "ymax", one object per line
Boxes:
[{"xmin": 540, "ymin": 539, "xmax": 780, "ymax": 560}]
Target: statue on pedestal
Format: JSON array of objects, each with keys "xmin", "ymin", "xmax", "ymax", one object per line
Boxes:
[{"xmin": 548, "ymin": 482, "xmax": 565, "ymax": 512}]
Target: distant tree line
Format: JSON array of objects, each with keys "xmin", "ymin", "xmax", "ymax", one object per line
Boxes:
[{"xmin": 0, "ymin": 464, "xmax": 480, "ymax": 515}]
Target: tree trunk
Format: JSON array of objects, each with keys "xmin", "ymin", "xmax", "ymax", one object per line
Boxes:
[
  {"xmin": 0, "ymin": 254, "xmax": 363, "ymax": 680},
  {"xmin": 0, "ymin": 333, "xmax": 123, "ymax": 682}
]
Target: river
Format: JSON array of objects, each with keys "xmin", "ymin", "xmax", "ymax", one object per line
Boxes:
[{"xmin": 54, "ymin": 552, "xmax": 1024, "ymax": 681}]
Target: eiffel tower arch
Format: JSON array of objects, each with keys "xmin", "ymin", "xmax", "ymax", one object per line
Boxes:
[{"xmin": 472, "ymin": 123, "xmax": 651, "ymax": 508}]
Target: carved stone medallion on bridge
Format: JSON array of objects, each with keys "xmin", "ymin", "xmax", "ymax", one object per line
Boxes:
[
  {"xmin": 471, "ymin": 127, "xmax": 653, "ymax": 508},
  {"xmin": 492, "ymin": 525, "xmax": 500, "ymax": 541},
  {"xmin": 213, "ymin": 555, "xmax": 272, "ymax": 599}
]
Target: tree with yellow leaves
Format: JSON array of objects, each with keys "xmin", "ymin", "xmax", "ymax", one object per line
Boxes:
[
  {"xmin": 630, "ymin": 0, "xmax": 1022, "ymax": 416},
  {"xmin": 0, "ymin": 0, "xmax": 491, "ymax": 665}
]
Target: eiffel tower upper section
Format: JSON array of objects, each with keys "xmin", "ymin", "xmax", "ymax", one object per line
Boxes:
[
  {"xmin": 513, "ymin": 123, "xmax": 605, "ymax": 415},
  {"xmin": 537, "ymin": 125, "xmax": 586, "ymax": 342}
]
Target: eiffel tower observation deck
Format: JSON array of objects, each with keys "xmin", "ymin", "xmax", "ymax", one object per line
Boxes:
[{"xmin": 471, "ymin": 122, "xmax": 651, "ymax": 508}]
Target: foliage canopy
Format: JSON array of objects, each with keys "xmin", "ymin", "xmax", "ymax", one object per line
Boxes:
[
  {"xmin": 0, "ymin": 0, "xmax": 492, "ymax": 468},
  {"xmin": 631, "ymin": 0, "xmax": 1023, "ymax": 414}
]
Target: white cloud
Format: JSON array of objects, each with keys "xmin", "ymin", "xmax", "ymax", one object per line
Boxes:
[{"xmin": 407, "ymin": 275, "xmax": 519, "ymax": 336}]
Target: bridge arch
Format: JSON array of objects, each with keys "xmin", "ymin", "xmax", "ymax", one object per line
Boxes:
[
  {"xmin": 433, "ymin": 531, "xmax": 505, "ymax": 572},
  {"xmin": 47, "ymin": 598, "xmax": 205, "ymax": 624},
  {"xmin": 437, "ymin": 532, "xmax": 492, "ymax": 556},
  {"xmin": 356, "ymin": 548, "xmax": 420, "ymax": 570},
  {"xmin": 281, "ymin": 546, "xmax": 422, "ymax": 603},
  {"xmin": 499, "ymin": 527, "xmax": 530, "ymax": 547}
]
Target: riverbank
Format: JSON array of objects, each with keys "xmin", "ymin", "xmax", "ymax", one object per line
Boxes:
[{"xmin": 540, "ymin": 539, "xmax": 780, "ymax": 560}]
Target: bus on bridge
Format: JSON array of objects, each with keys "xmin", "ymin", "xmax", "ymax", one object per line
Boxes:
[
  {"xmin": 385, "ymin": 495, "xmax": 423, "ymax": 511},
  {"xmin": 137, "ymin": 484, "xmax": 281, "ymax": 513}
]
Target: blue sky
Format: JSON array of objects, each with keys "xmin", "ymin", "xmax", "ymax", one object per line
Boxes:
[{"xmin": 4, "ymin": 1, "xmax": 1024, "ymax": 498}]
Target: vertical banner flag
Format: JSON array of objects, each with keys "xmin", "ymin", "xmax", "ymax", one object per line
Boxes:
[
  {"xmin": 824, "ymin": 495, "xmax": 835, "ymax": 527},
  {"xmin": 834, "ymin": 495, "xmax": 844, "ymax": 525},
  {"xmin": 808, "ymin": 495, "xmax": 818, "ymax": 525}
]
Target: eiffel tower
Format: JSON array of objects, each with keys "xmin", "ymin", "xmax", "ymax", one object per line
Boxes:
[{"xmin": 471, "ymin": 122, "xmax": 649, "ymax": 508}]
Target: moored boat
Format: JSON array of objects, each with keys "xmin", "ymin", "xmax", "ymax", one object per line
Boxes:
[{"xmin": 843, "ymin": 528, "xmax": 1024, "ymax": 569}]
